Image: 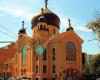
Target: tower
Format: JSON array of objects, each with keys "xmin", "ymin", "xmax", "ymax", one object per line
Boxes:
[{"xmin": 18, "ymin": 21, "xmax": 26, "ymax": 38}]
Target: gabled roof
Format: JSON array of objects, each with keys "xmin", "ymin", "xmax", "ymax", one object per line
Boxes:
[{"xmin": 54, "ymin": 30, "xmax": 83, "ymax": 44}]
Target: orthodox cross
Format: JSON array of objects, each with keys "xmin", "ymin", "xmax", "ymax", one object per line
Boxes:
[
  {"xmin": 68, "ymin": 19, "xmax": 71, "ymax": 27},
  {"xmin": 22, "ymin": 21, "xmax": 24, "ymax": 28},
  {"xmin": 45, "ymin": 0, "xmax": 48, "ymax": 8},
  {"xmin": 41, "ymin": 8, "xmax": 44, "ymax": 14}
]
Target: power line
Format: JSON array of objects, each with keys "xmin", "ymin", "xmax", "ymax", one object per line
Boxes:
[
  {"xmin": 0, "ymin": 30, "xmax": 17, "ymax": 39},
  {"xmin": 84, "ymin": 38, "xmax": 99, "ymax": 43},
  {"xmin": 0, "ymin": 25, "xmax": 18, "ymax": 37},
  {"xmin": 0, "ymin": 41, "xmax": 15, "ymax": 43},
  {"xmin": 86, "ymin": 39, "xmax": 98, "ymax": 42}
]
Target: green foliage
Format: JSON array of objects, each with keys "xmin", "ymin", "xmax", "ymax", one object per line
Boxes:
[
  {"xmin": 93, "ymin": 54, "xmax": 100, "ymax": 75},
  {"xmin": 18, "ymin": 77, "xmax": 22, "ymax": 80},
  {"xmin": 84, "ymin": 63, "xmax": 90, "ymax": 74},
  {"xmin": 86, "ymin": 10, "xmax": 100, "ymax": 40},
  {"xmin": 84, "ymin": 54, "xmax": 100, "ymax": 75}
]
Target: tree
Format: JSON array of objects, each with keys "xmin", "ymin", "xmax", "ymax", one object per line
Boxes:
[
  {"xmin": 84, "ymin": 56, "xmax": 95, "ymax": 75},
  {"xmin": 93, "ymin": 54, "xmax": 100, "ymax": 75},
  {"xmin": 86, "ymin": 10, "xmax": 100, "ymax": 41},
  {"xmin": 84, "ymin": 63, "xmax": 90, "ymax": 74}
]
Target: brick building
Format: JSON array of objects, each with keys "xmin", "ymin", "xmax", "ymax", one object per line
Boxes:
[
  {"xmin": 15, "ymin": 1, "xmax": 83, "ymax": 80},
  {"xmin": 0, "ymin": 43, "xmax": 16, "ymax": 78},
  {"xmin": 0, "ymin": 1, "xmax": 83, "ymax": 80}
]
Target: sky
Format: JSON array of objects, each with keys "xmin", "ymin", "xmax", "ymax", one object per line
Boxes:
[{"xmin": 0, "ymin": 0, "xmax": 100, "ymax": 54}]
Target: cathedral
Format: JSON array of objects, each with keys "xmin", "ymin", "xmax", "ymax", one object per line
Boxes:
[{"xmin": 15, "ymin": 0, "xmax": 83, "ymax": 80}]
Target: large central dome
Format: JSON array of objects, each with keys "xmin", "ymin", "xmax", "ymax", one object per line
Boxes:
[{"xmin": 31, "ymin": 8, "xmax": 60, "ymax": 29}]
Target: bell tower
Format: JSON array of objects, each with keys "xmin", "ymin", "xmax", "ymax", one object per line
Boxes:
[{"xmin": 18, "ymin": 21, "xmax": 26, "ymax": 38}]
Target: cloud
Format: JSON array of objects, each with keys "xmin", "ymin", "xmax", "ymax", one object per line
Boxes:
[
  {"xmin": 60, "ymin": 18, "xmax": 92, "ymax": 32},
  {"xmin": 0, "ymin": 11, "xmax": 5, "ymax": 18},
  {"xmin": 0, "ymin": 1, "xmax": 93, "ymax": 32},
  {"xmin": 59, "ymin": 18, "xmax": 68, "ymax": 32},
  {"xmin": 74, "ymin": 26, "xmax": 92, "ymax": 32},
  {"xmin": 60, "ymin": 18, "xmax": 69, "ymax": 27},
  {"xmin": 0, "ymin": 6, "xmax": 32, "ymax": 21},
  {"xmin": 0, "ymin": 1, "xmax": 38, "ymax": 21}
]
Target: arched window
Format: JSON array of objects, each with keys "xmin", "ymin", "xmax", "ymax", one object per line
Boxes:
[
  {"xmin": 21, "ymin": 44, "xmax": 27, "ymax": 64},
  {"xmin": 66, "ymin": 41, "xmax": 76, "ymax": 61},
  {"xmin": 52, "ymin": 48, "xmax": 56, "ymax": 60},
  {"xmin": 43, "ymin": 49, "xmax": 47, "ymax": 60}
]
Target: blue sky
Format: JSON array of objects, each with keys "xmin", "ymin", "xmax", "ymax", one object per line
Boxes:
[{"xmin": 0, "ymin": 0, "xmax": 100, "ymax": 54}]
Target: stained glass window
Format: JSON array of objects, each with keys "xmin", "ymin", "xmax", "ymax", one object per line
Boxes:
[
  {"xmin": 22, "ymin": 44, "xmax": 27, "ymax": 64},
  {"xmin": 66, "ymin": 41, "xmax": 76, "ymax": 61}
]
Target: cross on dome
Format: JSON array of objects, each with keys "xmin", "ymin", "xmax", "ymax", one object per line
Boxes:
[
  {"xmin": 44, "ymin": 0, "xmax": 48, "ymax": 8},
  {"xmin": 66, "ymin": 19, "xmax": 73, "ymax": 31},
  {"xmin": 41, "ymin": 8, "xmax": 44, "ymax": 14},
  {"xmin": 22, "ymin": 21, "xmax": 24, "ymax": 28},
  {"xmin": 68, "ymin": 19, "xmax": 71, "ymax": 27}
]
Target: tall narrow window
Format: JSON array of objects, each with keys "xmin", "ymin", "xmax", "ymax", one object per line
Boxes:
[
  {"xmin": 35, "ymin": 78, "xmax": 39, "ymax": 80},
  {"xmin": 43, "ymin": 65, "xmax": 47, "ymax": 73},
  {"xmin": 52, "ymin": 65, "xmax": 56, "ymax": 73},
  {"xmin": 36, "ymin": 65, "xmax": 38, "ymax": 73},
  {"xmin": 34, "ymin": 30, "xmax": 35, "ymax": 34},
  {"xmin": 22, "ymin": 45, "xmax": 27, "ymax": 64},
  {"xmin": 35, "ymin": 55, "xmax": 38, "ymax": 61},
  {"xmin": 52, "ymin": 48, "xmax": 56, "ymax": 60},
  {"xmin": 43, "ymin": 78, "xmax": 47, "ymax": 80},
  {"xmin": 66, "ymin": 41, "xmax": 76, "ymax": 61},
  {"xmin": 52, "ymin": 78, "xmax": 56, "ymax": 80},
  {"xmin": 38, "ymin": 26, "xmax": 39, "ymax": 29},
  {"xmin": 54, "ymin": 30, "xmax": 56, "ymax": 34},
  {"xmin": 43, "ymin": 49, "xmax": 46, "ymax": 60}
]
